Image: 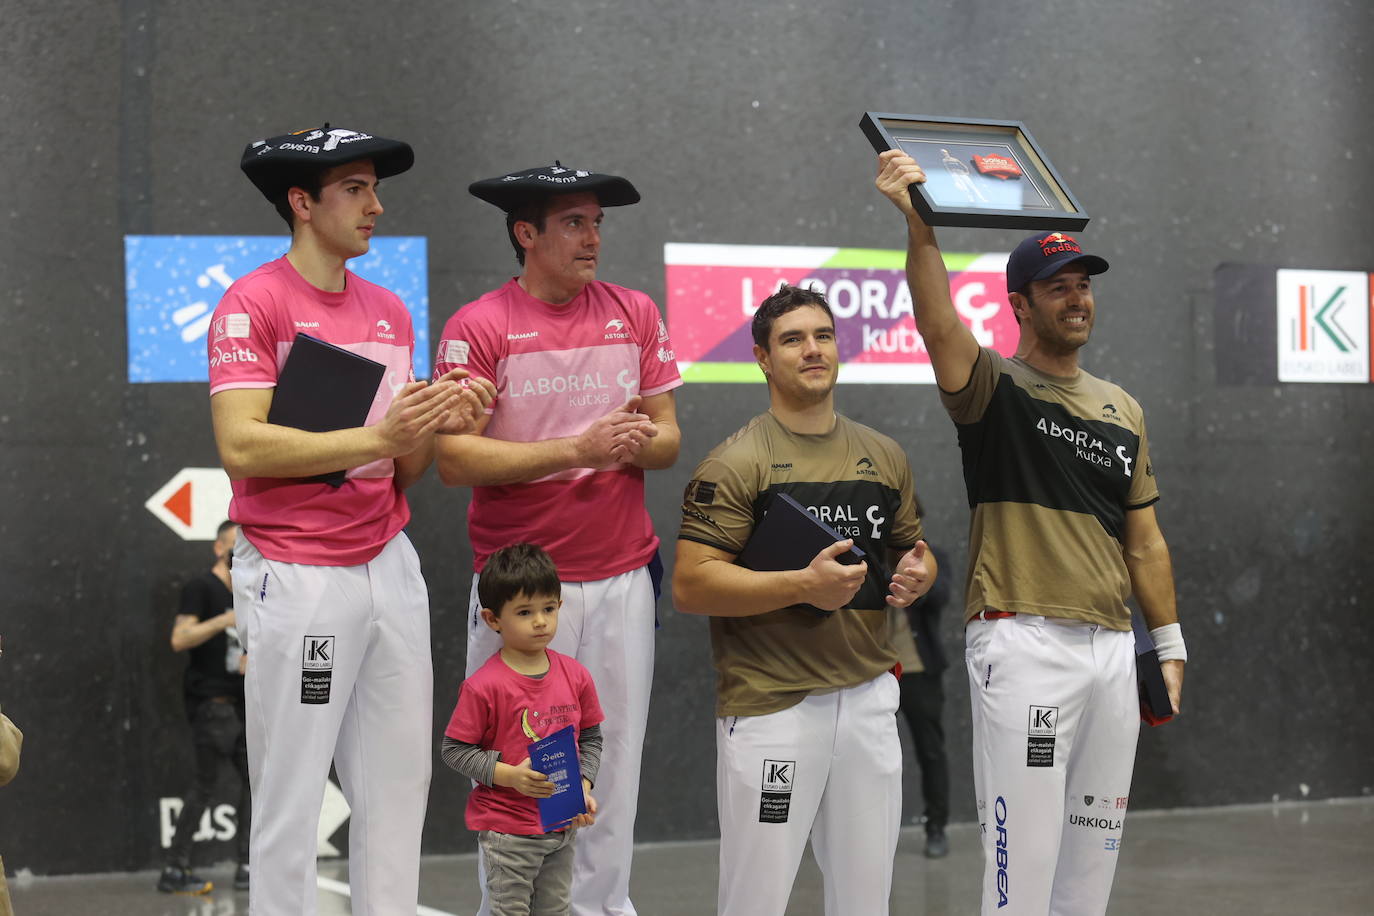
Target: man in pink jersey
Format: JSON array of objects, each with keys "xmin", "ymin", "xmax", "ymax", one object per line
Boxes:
[
  {"xmin": 433, "ymin": 163, "xmax": 682, "ymax": 916},
  {"xmin": 208, "ymin": 124, "xmax": 494, "ymax": 916}
]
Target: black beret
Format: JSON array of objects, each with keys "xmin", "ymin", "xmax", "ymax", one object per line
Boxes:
[
  {"xmin": 468, "ymin": 162, "xmax": 640, "ymax": 212},
  {"xmin": 240, "ymin": 124, "xmax": 414, "ymax": 202}
]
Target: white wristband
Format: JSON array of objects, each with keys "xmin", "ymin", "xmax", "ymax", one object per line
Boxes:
[{"xmin": 1149, "ymin": 623, "xmax": 1187, "ymax": 663}]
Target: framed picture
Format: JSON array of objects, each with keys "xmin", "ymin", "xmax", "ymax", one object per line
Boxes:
[{"xmin": 861, "ymin": 112, "xmax": 1089, "ymax": 231}]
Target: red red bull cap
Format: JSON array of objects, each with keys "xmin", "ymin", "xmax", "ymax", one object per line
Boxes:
[{"xmin": 1006, "ymin": 232, "xmax": 1109, "ymax": 294}]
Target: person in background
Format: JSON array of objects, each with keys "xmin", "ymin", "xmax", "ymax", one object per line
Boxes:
[{"xmin": 158, "ymin": 521, "xmax": 249, "ymax": 895}]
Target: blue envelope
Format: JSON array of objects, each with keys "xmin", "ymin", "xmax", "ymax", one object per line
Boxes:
[{"xmin": 528, "ymin": 725, "xmax": 586, "ymax": 832}]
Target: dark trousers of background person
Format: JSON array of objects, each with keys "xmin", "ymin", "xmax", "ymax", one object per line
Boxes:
[
  {"xmin": 898, "ymin": 671, "xmax": 949, "ymax": 832},
  {"xmin": 168, "ymin": 699, "xmax": 251, "ymax": 868}
]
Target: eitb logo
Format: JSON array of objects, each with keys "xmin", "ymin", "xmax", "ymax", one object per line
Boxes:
[
  {"xmin": 1276, "ymin": 269, "xmax": 1371, "ymax": 383},
  {"xmin": 301, "ymin": 635, "xmax": 335, "ymax": 705}
]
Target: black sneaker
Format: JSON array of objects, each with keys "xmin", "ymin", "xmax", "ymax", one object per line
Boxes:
[
  {"xmin": 924, "ymin": 828, "xmax": 950, "ymax": 859},
  {"xmin": 156, "ymin": 865, "xmax": 213, "ymax": 895},
  {"xmin": 234, "ymin": 863, "xmax": 250, "ymax": 891}
]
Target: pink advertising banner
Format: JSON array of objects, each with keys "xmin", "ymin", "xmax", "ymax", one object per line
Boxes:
[{"xmin": 664, "ymin": 243, "xmax": 1017, "ymax": 383}]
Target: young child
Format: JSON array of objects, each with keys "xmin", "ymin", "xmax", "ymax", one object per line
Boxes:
[{"xmin": 442, "ymin": 543, "xmax": 604, "ymax": 915}]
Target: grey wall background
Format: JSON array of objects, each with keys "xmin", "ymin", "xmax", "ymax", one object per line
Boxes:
[{"xmin": 2, "ymin": 0, "xmax": 1372, "ymax": 877}]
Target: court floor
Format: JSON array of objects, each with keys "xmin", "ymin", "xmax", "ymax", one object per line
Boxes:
[{"xmin": 7, "ymin": 797, "xmax": 1372, "ymax": 915}]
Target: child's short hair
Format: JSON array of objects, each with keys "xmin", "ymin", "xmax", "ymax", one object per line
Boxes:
[{"xmin": 478, "ymin": 543, "xmax": 561, "ymax": 615}]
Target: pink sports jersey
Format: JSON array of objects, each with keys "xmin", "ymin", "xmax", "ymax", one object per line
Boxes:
[
  {"xmin": 446, "ymin": 649, "xmax": 605, "ymax": 835},
  {"xmin": 208, "ymin": 256, "xmax": 415, "ymax": 566},
  {"xmin": 434, "ymin": 279, "xmax": 682, "ymax": 580}
]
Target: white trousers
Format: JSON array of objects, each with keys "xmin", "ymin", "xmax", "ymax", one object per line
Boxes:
[
  {"xmin": 467, "ymin": 565, "xmax": 656, "ymax": 916},
  {"xmin": 964, "ymin": 614, "xmax": 1139, "ymax": 916},
  {"xmin": 716, "ymin": 673, "xmax": 903, "ymax": 916},
  {"xmin": 235, "ymin": 533, "xmax": 433, "ymax": 916}
]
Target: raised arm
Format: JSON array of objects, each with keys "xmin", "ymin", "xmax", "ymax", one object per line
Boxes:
[
  {"xmin": 672, "ymin": 538, "xmax": 868, "ymax": 618},
  {"xmin": 874, "ymin": 149, "xmax": 982, "ymax": 392}
]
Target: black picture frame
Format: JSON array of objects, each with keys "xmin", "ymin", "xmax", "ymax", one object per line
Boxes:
[{"xmin": 861, "ymin": 112, "xmax": 1089, "ymax": 231}]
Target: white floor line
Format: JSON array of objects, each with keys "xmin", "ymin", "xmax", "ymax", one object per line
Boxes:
[{"xmin": 316, "ymin": 874, "xmax": 460, "ymax": 916}]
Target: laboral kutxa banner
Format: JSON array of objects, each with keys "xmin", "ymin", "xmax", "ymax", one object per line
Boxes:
[{"xmin": 664, "ymin": 242, "xmax": 1017, "ymax": 383}]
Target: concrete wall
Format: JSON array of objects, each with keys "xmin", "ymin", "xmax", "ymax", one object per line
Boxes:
[{"xmin": 1, "ymin": 0, "xmax": 1371, "ymax": 875}]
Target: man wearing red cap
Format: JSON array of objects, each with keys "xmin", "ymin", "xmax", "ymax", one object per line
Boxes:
[
  {"xmin": 876, "ymin": 150, "xmax": 1187, "ymax": 916},
  {"xmin": 434, "ymin": 163, "xmax": 681, "ymax": 916},
  {"xmin": 210, "ymin": 125, "xmax": 493, "ymax": 916}
]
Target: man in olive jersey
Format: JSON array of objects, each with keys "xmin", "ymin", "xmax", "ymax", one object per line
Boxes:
[{"xmin": 674, "ymin": 283, "xmax": 936, "ymax": 916}]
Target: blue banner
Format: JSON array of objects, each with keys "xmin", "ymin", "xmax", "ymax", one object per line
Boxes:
[{"xmin": 125, "ymin": 235, "xmax": 430, "ymax": 383}]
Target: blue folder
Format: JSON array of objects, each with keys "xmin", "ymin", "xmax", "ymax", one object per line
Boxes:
[{"xmin": 528, "ymin": 725, "xmax": 586, "ymax": 832}]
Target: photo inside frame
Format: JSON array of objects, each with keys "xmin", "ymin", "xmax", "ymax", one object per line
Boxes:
[{"xmin": 884, "ymin": 117, "xmax": 1077, "ymax": 216}]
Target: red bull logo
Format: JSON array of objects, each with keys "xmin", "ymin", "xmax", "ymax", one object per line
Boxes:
[{"xmin": 1038, "ymin": 233, "xmax": 1082, "ymax": 257}]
